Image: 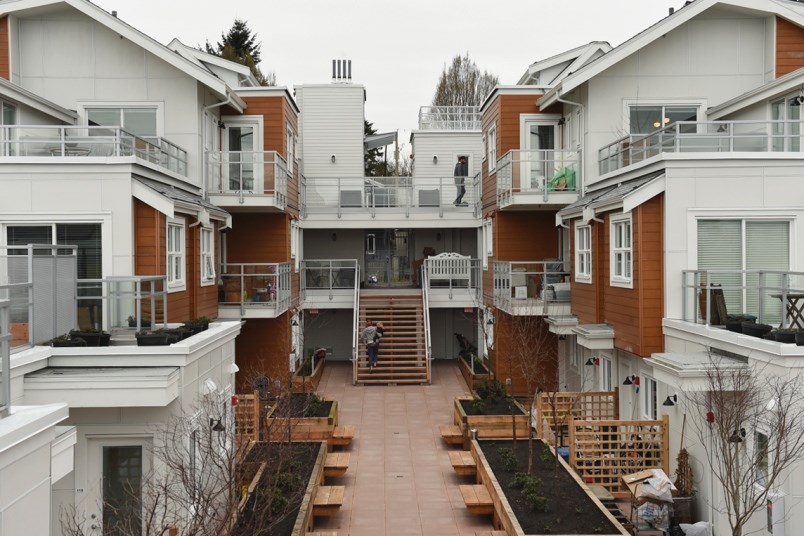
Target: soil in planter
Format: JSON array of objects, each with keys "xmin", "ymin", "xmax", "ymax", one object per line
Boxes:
[
  {"xmin": 273, "ymin": 393, "xmax": 333, "ymax": 419},
  {"xmin": 234, "ymin": 442, "xmax": 320, "ymax": 536},
  {"xmin": 460, "ymin": 398, "xmax": 526, "ymax": 417},
  {"xmin": 481, "ymin": 439, "xmax": 620, "ymax": 535}
]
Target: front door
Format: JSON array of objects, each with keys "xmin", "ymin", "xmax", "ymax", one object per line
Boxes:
[
  {"xmin": 364, "ymin": 230, "xmax": 411, "ymax": 287},
  {"xmin": 521, "ymin": 117, "xmax": 559, "ymax": 190}
]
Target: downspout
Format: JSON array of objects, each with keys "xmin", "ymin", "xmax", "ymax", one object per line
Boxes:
[
  {"xmin": 201, "ymin": 91, "xmax": 236, "ymax": 196},
  {"xmin": 556, "ymin": 95, "xmax": 585, "ymax": 196}
]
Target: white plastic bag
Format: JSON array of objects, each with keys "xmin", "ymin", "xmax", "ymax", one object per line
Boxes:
[{"xmin": 679, "ymin": 521, "xmax": 710, "ymax": 536}]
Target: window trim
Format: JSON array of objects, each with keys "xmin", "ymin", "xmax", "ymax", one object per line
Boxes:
[
  {"xmin": 575, "ymin": 223, "xmax": 592, "ymax": 283},
  {"xmin": 622, "ymin": 98, "xmax": 705, "ymax": 135},
  {"xmin": 642, "ymin": 376, "xmax": 658, "ymax": 420},
  {"xmin": 200, "ymin": 226, "xmax": 215, "ymax": 287},
  {"xmin": 167, "ymin": 216, "xmax": 186, "ymax": 292},
  {"xmin": 482, "ymin": 218, "xmax": 494, "ymax": 270},
  {"xmin": 78, "ymin": 101, "xmax": 164, "ymax": 137},
  {"xmin": 570, "ymin": 339, "xmax": 580, "ymax": 371},
  {"xmin": 599, "ymin": 355, "xmax": 612, "ymax": 391},
  {"xmin": 487, "ymin": 124, "xmax": 497, "ymax": 173},
  {"xmin": 610, "ymin": 213, "xmax": 633, "ymax": 288}
]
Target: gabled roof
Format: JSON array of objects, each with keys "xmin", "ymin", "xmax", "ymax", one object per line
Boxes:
[
  {"xmin": 517, "ymin": 42, "xmax": 612, "ymax": 86},
  {"xmin": 0, "ymin": 0, "xmax": 245, "ymax": 111},
  {"xmin": 540, "ymin": 0, "xmax": 804, "ymax": 107},
  {"xmin": 167, "ymin": 38, "xmax": 260, "ymax": 88},
  {"xmin": 557, "ymin": 171, "xmax": 664, "ymax": 225},
  {"xmin": 0, "ymin": 77, "xmax": 77, "ymax": 123},
  {"xmin": 708, "ymin": 65, "xmax": 804, "ymax": 119}
]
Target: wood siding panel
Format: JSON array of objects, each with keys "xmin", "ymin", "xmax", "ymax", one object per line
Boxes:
[
  {"xmin": 226, "ymin": 213, "xmax": 289, "ymax": 263},
  {"xmin": 234, "ymin": 316, "xmax": 292, "ymax": 392},
  {"xmin": 489, "ymin": 313, "xmax": 558, "ymax": 396},
  {"xmin": 570, "ymin": 220, "xmax": 602, "ymax": 325},
  {"xmin": 481, "ymin": 97, "xmax": 500, "ymax": 214},
  {"xmin": 498, "ymin": 94, "xmax": 540, "ymax": 155},
  {"xmin": 495, "ymin": 212, "xmax": 559, "ymax": 261},
  {"xmin": 776, "ymin": 17, "xmax": 804, "ymax": 77},
  {"xmin": 0, "ymin": 17, "xmax": 8, "ymax": 80}
]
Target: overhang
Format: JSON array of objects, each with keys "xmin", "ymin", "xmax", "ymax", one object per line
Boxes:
[
  {"xmin": 545, "ymin": 315, "xmax": 579, "ymax": 335},
  {"xmin": 0, "ymin": 78, "xmax": 77, "ymax": 124},
  {"xmin": 557, "ymin": 172, "xmax": 664, "ymax": 225},
  {"xmin": 572, "ymin": 323, "xmax": 615, "ymax": 350},
  {"xmin": 133, "ymin": 177, "xmax": 230, "ymax": 224},
  {"xmin": 365, "ymin": 131, "xmax": 397, "ymax": 150},
  {"xmin": 644, "ymin": 351, "xmax": 747, "ymax": 391},
  {"xmin": 24, "ymin": 366, "xmax": 180, "ymax": 407}
]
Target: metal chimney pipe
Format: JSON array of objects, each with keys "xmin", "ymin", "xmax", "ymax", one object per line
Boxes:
[
  {"xmin": 348, "ymin": 60, "xmax": 352, "ymax": 80},
  {"xmin": 332, "ymin": 60, "xmax": 336, "ymax": 80}
]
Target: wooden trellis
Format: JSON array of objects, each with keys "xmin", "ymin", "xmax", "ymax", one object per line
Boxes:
[
  {"xmin": 535, "ymin": 389, "xmax": 620, "ymax": 443},
  {"xmin": 568, "ymin": 415, "xmax": 669, "ymax": 493},
  {"xmin": 235, "ymin": 391, "xmax": 261, "ymax": 444}
]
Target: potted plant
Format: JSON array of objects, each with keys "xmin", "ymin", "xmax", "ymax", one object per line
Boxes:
[
  {"xmin": 796, "ymin": 331, "xmax": 804, "ymax": 346},
  {"xmin": 135, "ymin": 330, "xmax": 171, "ymax": 346},
  {"xmin": 774, "ymin": 328, "xmax": 798, "ymax": 344},
  {"xmin": 163, "ymin": 326, "xmax": 193, "ymax": 341},
  {"xmin": 725, "ymin": 314, "xmax": 756, "ymax": 333},
  {"xmin": 50, "ymin": 333, "xmax": 87, "ymax": 347},
  {"xmin": 741, "ymin": 321, "xmax": 772, "ymax": 338},
  {"xmin": 182, "ymin": 316, "xmax": 211, "ymax": 335},
  {"xmin": 127, "ymin": 315, "xmax": 151, "ymax": 329},
  {"xmin": 70, "ymin": 328, "xmax": 111, "ymax": 347}
]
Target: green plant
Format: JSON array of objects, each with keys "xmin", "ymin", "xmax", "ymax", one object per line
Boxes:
[
  {"xmin": 540, "ymin": 446, "xmax": 553, "ymax": 463},
  {"xmin": 470, "ymin": 353, "xmax": 484, "ymax": 370},
  {"xmin": 470, "ymin": 398, "xmax": 486, "ymax": 414},
  {"xmin": 476, "ymin": 378, "xmax": 507, "ymax": 402},
  {"xmin": 498, "ymin": 447, "xmax": 518, "ymax": 472},
  {"xmin": 594, "ymin": 527, "xmax": 603, "ymax": 534},
  {"xmin": 510, "ymin": 472, "xmax": 549, "ymax": 512},
  {"xmin": 542, "ymin": 525, "xmax": 552, "ymax": 533}
]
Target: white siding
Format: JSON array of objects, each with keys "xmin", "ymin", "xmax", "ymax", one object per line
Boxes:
[{"xmin": 411, "ymin": 131, "xmax": 483, "ymax": 181}]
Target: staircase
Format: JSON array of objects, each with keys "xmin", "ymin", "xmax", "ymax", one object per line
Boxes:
[{"xmin": 355, "ymin": 289, "xmax": 429, "ymax": 385}]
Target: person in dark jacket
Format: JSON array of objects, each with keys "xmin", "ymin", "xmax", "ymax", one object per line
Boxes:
[{"xmin": 453, "ymin": 155, "xmax": 468, "ymax": 206}]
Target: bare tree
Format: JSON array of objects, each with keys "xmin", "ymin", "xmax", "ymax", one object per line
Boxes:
[
  {"xmin": 684, "ymin": 358, "xmax": 804, "ymax": 536},
  {"xmin": 431, "ymin": 53, "xmax": 499, "ymax": 107}
]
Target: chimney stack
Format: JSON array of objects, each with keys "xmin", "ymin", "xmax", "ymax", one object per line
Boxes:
[
  {"xmin": 331, "ymin": 59, "xmax": 352, "ymax": 83},
  {"xmin": 111, "ymin": 10, "xmax": 117, "ymax": 17}
]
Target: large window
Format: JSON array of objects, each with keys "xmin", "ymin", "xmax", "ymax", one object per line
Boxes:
[
  {"xmin": 6, "ymin": 223, "xmax": 102, "ymax": 279},
  {"xmin": 697, "ymin": 219, "xmax": 790, "ymax": 322},
  {"xmin": 629, "ymin": 105, "xmax": 697, "ymax": 135},
  {"xmin": 575, "ymin": 223, "xmax": 592, "ymax": 282},
  {"xmin": 610, "ymin": 215, "xmax": 632, "ymax": 286},
  {"xmin": 86, "ymin": 107, "xmax": 158, "ymax": 138},
  {"xmin": 200, "ymin": 227, "xmax": 215, "ymax": 286},
  {"xmin": 167, "ymin": 218, "xmax": 185, "ymax": 291}
]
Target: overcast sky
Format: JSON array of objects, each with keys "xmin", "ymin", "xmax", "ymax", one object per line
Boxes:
[{"xmin": 93, "ymin": 0, "xmax": 672, "ymax": 143}]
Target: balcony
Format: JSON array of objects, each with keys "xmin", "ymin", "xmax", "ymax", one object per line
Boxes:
[
  {"xmin": 77, "ymin": 276, "xmax": 168, "ymax": 332},
  {"xmin": 300, "ymin": 175, "xmax": 480, "ymax": 220},
  {"xmin": 493, "ymin": 260, "xmax": 570, "ymax": 316},
  {"xmin": 598, "ymin": 120, "xmax": 804, "ymax": 175},
  {"xmin": 218, "ymin": 263, "xmax": 291, "ymax": 319},
  {"xmin": 495, "ymin": 149, "xmax": 581, "ymax": 208},
  {"xmin": 0, "ymin": 125, "xmax": 187, "ymax": 176},
  {"xmin": 206, "ymin": 151, "xmax": 289, "ymax": 210},
  {"xmin": 417, "ymin": 106, "xmax": 482, "ymax": 131},
  {"xmin": 301, "ymin": 260, "xmax": 359, "ymax": 309},
  {"xmin": 422, "ymin": 255, "xmax": 481, "ymax": 307}
]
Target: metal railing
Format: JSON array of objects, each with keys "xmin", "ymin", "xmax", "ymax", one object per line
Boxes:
[
  {"xmin": 1, "ymin": 298, "xmax": 10, "ymax": 417},
  {"xmin": 206, "ymin": 151, "xmax": 288, "ymax": 207},
  {"xmin": 220, "ymin": 263, "xmax": 291, "ymax": 316},
  {"xmin": 301, "ymin": 260, "xmax": 358, "ymax": 302},
  {"xmin": 681, "ymin": 269, "xmax": 804, "ymax": 328},
  {"xmin": 0, "ymin": 125, "xmax": 188, "ymax": 176},
  {"xmin": 493, "ymin": 260, "xmax": 570, "ymax": 313},
  {"xmin": 351, "ymin": 265, "xmax": 361, "ymax": 385},
  {"xmin": 496, "ymin": 149, "xmax": 581, "ymax": 205},
  {"xmin": 418, "ymin": 106, "xmax": 482, "ymax": 130},
  {"xmin": 423, "ymin": 256, "xmax": 482, "ymax": 301},
  {"xmin": 301, "ymin": 174, "xmax": 481, "ymax": 218},
  {"xmin": 599, "ymin": 120, "xmax": 804, "ymax": 175},
  {"xmin": 76, "ymin": 276, "xmax": 168, "ymax": 332},
  {"xmin": 421, "ymin": 263, "xmax": 433, "ymax": 384}
]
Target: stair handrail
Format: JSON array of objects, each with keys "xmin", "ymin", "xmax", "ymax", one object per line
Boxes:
[
  {"xmin": 422, "ymin": 264, "xmax": 433, "ymax": 384},
  {"xmin": 351, "ymin": 264, "xmax": 361, "ymax": 385}
]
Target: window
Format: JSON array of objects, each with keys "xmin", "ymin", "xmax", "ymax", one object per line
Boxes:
[
  {"xmin": 286, "ymin": 126, "xmax": 294, "ymax": 176},
  {"xmin": 6, "ymin": 223, "xmax": 102, "ymax": 279},
  {"xmin": 290, "ymin": 220, "xmax": 300, "ymax": 272},
  {"xmin": 570, "ymin": 340, "xmax": 580, "ymax": 369},
  {"xmin": 482, "ymin": 219, "xmax": 494, "ymax": 270},
  {"xmin": 599, "ymin": 356, "xmax": 612, "ymax": 391},
  {"xmin": 756, "ymin": 431, "xmax": 769, "ymax": 487},
  {"xmin": 575, "ymin": 223, "xmax": 592, "ymax": 282},
  {"xmin": 200, "ymin": 227, "xmax": 215, "ymax": 286},
  {"xmin": 643, "ymin": 377, "xmax": 657, "ymax": 419},
  {"xmin": 167, "ymin": 218, "xmax": 185, "ymax": 291},
  {"xmin": 610, "ymin": 215, "xmax": 632, "ymax": 286},
  {"xmin": 103, "ymin": 445, "xmax": 143, "ymax": 536},
  {"xmin": 86, "ymin": 107, "xmax": 158, "ymax": 138},
  {"xmin": 629, "ymin": 105, "xmax": 697, "ymax": 135},
  {"xmin": 487, "ymin": 125, "xmax": 497, "ymax": 172},
  {"xmin": 771, "ymin": 97, "xmax": 801, "ymax": 152}
]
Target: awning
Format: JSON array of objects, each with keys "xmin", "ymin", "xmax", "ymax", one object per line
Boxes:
[
  {"xmin": 364, "ymin": 131, "xmax": 397, "ymax": 150},
  {"xmin": 644, "ymin": 351, "xmax": 747, "ymax": 391},
  {"xmin": 133, "ymin": 177, "xmax": 230, "ymax": 225},
  {"xmin": 557, "ymin": 172, "xmax": 664, "ymax": 225},
  {"xmin": 545, "ymin": 315, "xmax": 579, "ymax": 335},
  {"xmin": 571, "ymin": 323, "xmax": 615, "ymax": 350}
]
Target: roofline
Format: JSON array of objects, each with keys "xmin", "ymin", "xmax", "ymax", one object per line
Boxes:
[
  {"xmin": 0, "ymin": 0, "xmax": 238, "ymax": 103},
  {"xmin": 167, "ymin": 38, "xmax": 252, "ymax": 76},
  {"xmin": 517, "ymin": 41, "xmax": 612, "ymax": 85},
  {"xmin": 0, "ymin": 77, "xmax": 77, "ymax": 122},
  {"xmin": 708, "ymin": 66, "xmax": 804, "ymax": 118},
  {"xmin": 236, "ymin": 86, "xmax": 300, "ymax": 114},
  {"xmin": 479, "ymin": 85, "xmax": 548, "ymax": 113}
]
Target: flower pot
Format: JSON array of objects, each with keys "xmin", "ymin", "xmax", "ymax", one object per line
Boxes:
[
  {"xmin": 775, "ymin": 330, "xmax": 797, "ymax": 344},
  {"xmin": 127, "ymin": 318, "xmax": 151, "ymax": 329},
  {"xmin": 796, "ymin": 331, "xmax": 804, "ymax": 346},
  {"xmin": 136, "ymin": 332, "xmax": 170, "ymax": 346},
  {"xmin": 52, "ymin": 337, "xmax": 87, "ymax": 347},
  {"xmin": 742, "ymin": 322, "xmax": 772, "ymax": 338},
  {"xmin": 70, "ymin": 330, "xmax": 111, "ymax": 346},
  {"xmin": 726, "ymin": 315, "xmax": 756, "ymax": 333}
]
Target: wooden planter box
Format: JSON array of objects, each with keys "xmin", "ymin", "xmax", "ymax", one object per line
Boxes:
[
  {"xmin": 292, "ymin": 359, "xmax": 326, "ymax": 393},
  {"xmin": 265, "ymin": 399, "xmax": 339, "ymax": 442},
  {"xmin": 453, "ymin": 396, "xmax": 529, "ymax": 442},
  {"xmin": 471, "ymin": 439, "xmax": 630, "ymax": 536},
  {"xmin": 458, "ymin": 357, "xmax": 492, "ymax": 390}
]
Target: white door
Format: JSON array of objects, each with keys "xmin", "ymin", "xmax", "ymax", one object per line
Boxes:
[
  {"xmin": 521, "ymin": 117, "xmax": 559, "ymax": 190},
  {"xmin": 222, "ymin": 117, "xmax": 263, "ymax": 193}
]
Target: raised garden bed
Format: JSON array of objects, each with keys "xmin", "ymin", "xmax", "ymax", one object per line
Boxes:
[
  {"xmin": 292, "ymin": 352, "xmax": 327, "ymax": 393},
  {"xmin": 458, "ymin": 353, "xmax": 492, "ymax": 390},
  {"xmin": 472, "ymin": 439, "xmax": 629, "ymax": 535},
  {"xmin": 266, "ymin": 393, "xmax": 338, "ymax": 442},
  {"xmin": 454, "ymin": 396, "xmax": 528, "ymax": 441},
  {"xmin": 233, "ymin": 441, "xmax": 327, "ymax": 535}
]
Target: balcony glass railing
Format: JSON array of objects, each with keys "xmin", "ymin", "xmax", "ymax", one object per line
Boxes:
[
  {"xmin": 493, "ymin": 260, "xmax": 570, "ymax": 312},
  {"xmin": 1, "ymin": 298, "xmax": 10, "ymax": 416},
  {"xmin": 0, "ymin": 125, "xmax": 188, "ymax": 176},
  {"xmin": 496, "ymin": 149, "xmax": 581, "ymax": 205},
  {"xmin": 220, "ymin": 263, "xmax": 291, "ymax": 315},
  {"xmin": 206, "ymin": 151, "xmax": 288, "ymax": 207},
  {"xmin": 418, "ymin": 106, "xmax": 482, "ymax": 130},
  {"xmin": 681, "ymin": 269, "xmax": 804, "ymax": 329},
  {"xmin": 599, "ymin": 120, "xmax": 804, "ymax": 175},
  {"xmin": 77, "ymin": 276, "xmax": 168, "ymax": 332},
  {"xmin": 301, "ymin": 259, "xmax": 358, "ymax": 301},
  {"xmin": 301, "ymin": 175, "xmax": 480, "ymax": 217},
  {"xmin": 423, "ymin": 256, "xmax": 482, "ymax": 300}
]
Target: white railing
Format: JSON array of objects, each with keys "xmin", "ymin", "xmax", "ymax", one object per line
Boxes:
[
  {"xmin": 220, "ymin": 263, "xmax": 291, "ymax": 316},
  {"xmin": 423, "ymin": 254, "xmax": 481, "ymax": 301},
  {"xmin": 422, "ymin": 264, "xmax": 432, "ymax": 384},
  {"xmin": 351, "ymin": 265, "xmax": 361, "ymax": 385},
  {"xmin": 0, "ymin": 298, "xmax": 10, "ymax": 417},
  {"xmin": 681, "ymin": 269, "xmax": 804, "ymax": 328},
  {"xmin": 0, "ymin": 125, "xmax": 188, "ymax": 176},
  {"xmin": 599, "ymin": 120, "xmax": 804, "ymax": 175},
  {"xmin": 206, "ymin": 151, "xmax": 288, "ymax": 207},
  {"xmin": 496, "ymin": 149, "xmax": 581, "ymax": 206},
  {"xmin": 76, "ymin": 276, "xmax": 168, "ymax": 332},
  {"xmin": 493, "ymin": 260, "xmax": 570, "ymax": 313},
  {"xmin": 301, "ymin": 259, "xmax": 358, "ymax": 302},
  {"xmin": 418, "ymin": 106, "xmax": 482, "ymax": 130},
  {"xmin": 301, "ymin": 174, "xmax": 481, "ymax": 218}
]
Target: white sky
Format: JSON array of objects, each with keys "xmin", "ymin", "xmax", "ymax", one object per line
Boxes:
[{"xmin": 93, "ymin": 0, "xmax": 673, "ymax": 142}]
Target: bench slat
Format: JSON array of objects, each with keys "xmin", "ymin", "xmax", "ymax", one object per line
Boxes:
[
  {"xmin": 313, "ymin": 485, "xmax": 345, "ymax": 517},
  {"xmin": 328, "ymin": 425, "xmax": 355, "ymax": 447},
  {"xmin": 460, "ymin": 484, "xmax": 493, "ymax": 515},
  {"xmin": 439, "ymin": 424, "xmax": 464, "ymax": 445},
  {"xmin": 324, "ymin": 452, "xmax": 350, "ymax": 478},
  {"xmin": 448, "ymin": 450, "xmax": 477, "ymax": 476}
]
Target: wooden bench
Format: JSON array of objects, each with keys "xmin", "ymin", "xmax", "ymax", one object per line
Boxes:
[
  {"xmin": 426, "ymin": 252, "xmax": 471, "ymax": 285},
  {"xmin": 327, "ymin": 425, "xmax": 355, "ymax": 447},
  {"xmin": 324, "ymin": 452, "xmax": 350, "ymax": 478},
  {"xmin": 448, "ymin": 450, "xmax": 477, "ymax": 476},
  {"xmin": 460, "ymin": 484, "xmax": 493, "ymax": 515},
  {"xmin": 313, "ymin": 485, "xmax": 345, "ymax": 517},
  {"xmin": 440, "ymin": 424, "xmax": 464, "ymax": 445}
]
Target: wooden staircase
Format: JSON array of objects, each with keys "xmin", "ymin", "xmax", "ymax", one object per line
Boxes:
[{"xmin": 356, "ymin": 289, "xmax": 429, "ymax": 385}]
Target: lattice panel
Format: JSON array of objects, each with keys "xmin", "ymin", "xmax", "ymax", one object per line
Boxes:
[
  {"xmin": 535, "ymin": 390, "xmax": 620, "ymax": 442},
  {"xmin": 235, "ymin": 391, "xmax": 260, "ymax": 444},
  {"xmin": 568, "ymin": 415, "xmax": 669, "ymax": 493}
]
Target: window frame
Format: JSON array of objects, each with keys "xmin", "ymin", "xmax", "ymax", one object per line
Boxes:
[
  {"xmin": 622, "ymin": 99, "xmax": 705, "ymax": 135},
  {"xmin": 167, "ymin": 217, "xmax": 186, "ymax": 292},
  {"xmin": 200, "ymin": 226, "xmax": 215, "ymax": 287},
  {"xmin": 599, "ymin": 355, "xmax": 612, "ymax": 391},
  {"xmin": 755, "ymin": 429, "xmax": 769, "ymax": 487},
  {"xmin": 482, "ymin": 218, "xmax": 494, "ymax": 270},
  {"xmin": 610, "ymin": 213, "xmax": 633, "ymax": 288},
  {"xmin": 570, "ymin": 339, "xmax": 580, "ymax": 370},
  {"xmin": 575, "ymin": 223, "xmax": 592, "ymax": 283},
  {"xmin": 642, "ymin": 376, "xmax": 658, "ymax": 419},
  {"xmin": 79, "ymin": 102, "xmax": 164, "ymax": 138},
  {"xmin": 487, "ymin": 125, "xmax": 497, "ymax": 172}
]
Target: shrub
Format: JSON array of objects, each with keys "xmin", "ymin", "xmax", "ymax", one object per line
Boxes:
[
  {"xmin": 498, "ymin": 447, "xmax": 518, "ymax": 472},
  {"xmin": 476, "ymin": 379, "xmax": 507, "ymax": 402}
]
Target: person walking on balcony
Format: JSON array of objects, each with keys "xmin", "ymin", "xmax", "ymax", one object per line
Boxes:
[
  {"xmin": 363, "ymin": 320, "xmax": 380, "ymax": 372},
  {"xmin": 453, "ymin": 155, "xmax": 468, "ymax": 206}
]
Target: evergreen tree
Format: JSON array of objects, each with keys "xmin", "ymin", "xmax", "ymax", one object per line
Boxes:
[{"xmin": 205, "ymin": 19, "xmax": 276, "ymax": 86}]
